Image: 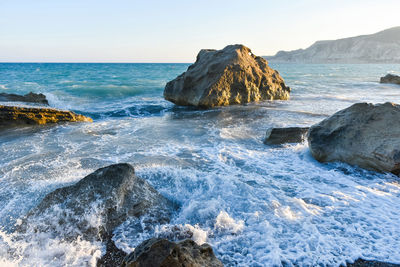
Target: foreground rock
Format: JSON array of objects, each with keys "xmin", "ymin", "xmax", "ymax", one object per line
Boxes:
[
  {"xmin": 0, "ymin": 105, "xmax": 92, "ymax": 128},
  {"xmin": 164, "ymin": 44, "xmax": 290, "ymax": 108},
  {"xmin": 345, "ymin": 258, "xmax": 400, "ymax": 267},
  {"xmin": 121, "ymin": 238, "xmax": 223, "ymax": 267},
  {"xmin": 264, "ymin": 127, "xmax": 309, "ymax": 145},
  {"xmin": 380, "ymin": 74, "xmax": 400, "ymax": 85},
  {"xmin": 23, "ymin": 163, "xmax": 176, "ymax": 241},
  {"xmin": 0, "ymin": 92, "xmax": 49, "ymax": 105},
  {"xmin": 308, "ymin": 102, "xmax": 400, "ymax": 174}
]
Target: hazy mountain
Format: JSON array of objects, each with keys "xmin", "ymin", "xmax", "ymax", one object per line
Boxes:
[{"xmin": 265, "ymin": 27, "xmax": 400, "ymax": 63}]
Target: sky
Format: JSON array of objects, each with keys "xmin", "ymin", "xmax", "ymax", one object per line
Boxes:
[{"xmin": 0, "ymin": 0, "xmax": 399, "ymax": 62}]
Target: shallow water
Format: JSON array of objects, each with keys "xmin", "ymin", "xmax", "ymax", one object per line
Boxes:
[{"xmin": 1, "ymin": 63, "xmax": 400, "ymax": 266}]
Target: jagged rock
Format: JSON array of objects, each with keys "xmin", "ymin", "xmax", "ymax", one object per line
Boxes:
[
  {"xmin": 345, "ymin": 258, "xmax": 400, "ymax": 267},
  {"xmin": 164, "ymin": 44, "xmax": 290, "ymax": 108},
  {"xmin": 121, "ymin": 238, "xmax": 223, "ymax": 267},
  {"xmin": 380, "ymin": 74, "xmax": 400, "ymax": 85},
  {"xmin": 308, "ymin": 102, "xmax": 400, "ymax": 174},
  {"xmin": 0, "ymin": 105, "xmax": 92, "ymax": 128},
  {"xmin": 0, "ymin": 92, "xmax": 49, "ymax": 105},
  {"xmin": 22, "ymin": 163, "xmax": 177, "ymax": 241},
  {"xmin": 264, "ymin": 127, "xmax": 309, "ymax": 145}
]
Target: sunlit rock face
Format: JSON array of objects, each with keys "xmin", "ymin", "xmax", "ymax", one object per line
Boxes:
[
  {"xmin": 164, "ymin": 44, "xmax": 290, "ymax": 108},
  {"xmin": 308, "ymin": 102, "xmax": 400, "ymax": 175},
  {"xmin": 0, "ymin": 105, "xmax": 92, "ymax": 128}
]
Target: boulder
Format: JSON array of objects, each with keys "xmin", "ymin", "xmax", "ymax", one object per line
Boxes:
[
  {"xmin": 164, "ymin": 44, "xmax": 290, "ymax": 108},
  {"xmin": 121, "ymin": 238, "xmax": 223, "ymax": 267},
  {"xmin": 345, "ymin": 258, "xmax": 400, "ymax": 267},
  {"xmin": 308, "ymin": 102, "xmax": 400, "ymax": 174},
  {"xmin": 0, "ymin": 92, "xmax": 49, "ymax": 105},
  {"xmin": 264, "ymin": 127, "xmax": 309, "ymax": 145},
  {"xmin": 380, "ymin": 74, "xmax": 400, "ymax": 85},
  {"xmin": 0, "ymin": 105, "xmax": 92, "ymax": 128},
  {"xmin": 23, "ymin": 163, "xmax": 177, "ymax": 241}
]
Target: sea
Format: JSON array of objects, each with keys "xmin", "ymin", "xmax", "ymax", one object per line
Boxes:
[{"xmin": 0, "ymin": 63, "xmax": 400, "ymax": 266}]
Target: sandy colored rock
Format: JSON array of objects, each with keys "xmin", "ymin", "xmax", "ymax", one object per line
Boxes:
[
  {"xmin": 0, "ymin": 105, "xmax": 92, "ymax": 128},
  {"xmin": 308, "ymin": 102, "xmax": 400, "ymax": 174},
  {"xmin": 380, "ymin": 74, "xmax": 400, "ymax": 85},
  {"xmin": 122, "ymin": 238, "xmax": 223, "ymax": 267},
  {"xmin": 164, "ymin": 44, "xmax": 290, "ymax": 108},
  {"xmin": 0, "ymin": 92, "xmax": 49, "ymax": 105}
]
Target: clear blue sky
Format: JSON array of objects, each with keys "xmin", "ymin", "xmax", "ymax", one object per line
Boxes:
[{"xmin": 0, "ymin": 0, "xmax": 399, "ymax": 62}]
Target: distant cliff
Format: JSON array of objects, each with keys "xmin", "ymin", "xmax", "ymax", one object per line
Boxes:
[{"xmin": 265, "ymin": 27, "xmax": 400, "ymax": 63}]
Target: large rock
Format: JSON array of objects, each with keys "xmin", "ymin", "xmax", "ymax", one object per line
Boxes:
[
  {"xmin": 164, "ymin": 44, "xmax": 290, "ymax": 108},
  {"xmin": 380, "ymin": 74, "xmax": 400, "ymax": 85},
  {"xmin": 121, "ymin": 238, "xmax": 223, "ymax": 267},
  {"xmin": 23, "ymin": 163, "xmax": 176, "ymax": 241},
  {"xmin": 264, "ymin": 127, "xmax": 309, "ymax": 145},
  {"xmin": 308, "ymin": 102, "xmax": 400, "ymax": 174},
  {"xmin": 0, "ymin": 92, "xmax": 49, "ymax": 105},
  {"xmin": 0, "ymin": 105, "xmax": 92, "ymax": 128}
]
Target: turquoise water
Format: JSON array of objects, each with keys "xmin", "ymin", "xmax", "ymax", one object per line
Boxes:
[{"xmin": 1, "ymin": 63, "xmax": 400, "ymax": 266}]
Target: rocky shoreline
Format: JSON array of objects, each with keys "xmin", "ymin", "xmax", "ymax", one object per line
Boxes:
[{"xmin": 0, "ymin": 92, "xmax": 92, "ymax": 129}]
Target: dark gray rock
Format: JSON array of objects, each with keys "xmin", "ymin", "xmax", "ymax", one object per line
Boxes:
[
  {"xmin": 0, "ymin": 92, "xmax": 49, "ymax": 105},
  {"xmin": 121, "ymin": 238, "xmax": 223, "ymax": 267},
  {"xmin": 308, "ymin": 102, "xmax": 400, "ymax": 174},
  {"xmin": 164, "ymin": 44, "xmax": 290, "ymax": 108},
  {"xmin": 22, "ymin": 163, "xmax": 177, "ymax": 241},
  {"xmin": 380, "ymin": 74, "xmax": 400, "ymax": 85},
  {"xmin": 264, "ymin": 127, "xmax": 309, "ymax": 145},
  {"xmin": 345, "ymin": 258, "xmax": 400, "ymax": 267}
]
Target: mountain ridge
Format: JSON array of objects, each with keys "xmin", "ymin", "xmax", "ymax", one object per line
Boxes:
[{"xmin": 265, "ymin": 27, "xmax": 400, "ymax": 63}]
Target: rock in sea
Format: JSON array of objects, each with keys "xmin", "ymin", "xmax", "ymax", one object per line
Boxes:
[
  {"xmin": 121, "ymin": 238, "xmax": 223, "ymax": 267},
  {"xmin": 164, "ymin": 44, "xmax": 290, "ymax": 108},
  {"xmin": 22, "ymin": 163, "xmax": 177, "ymax": 241},
  {"xmin": 264, "ymin": 127, "xmax": 309, "ymax": 145},
  {"xmin": 0, "ymin": 91, "xmax": 49, "ymax": 105},
  {"xmin": 308, "ymin": 102, "xmax": 400, "ymax": 174},
  {"xmin": 380, "ymin": 74, "xmax": 400, "ymax": 85},
  {"xmin": 0, "ymin": 105, "xmax": 92, "ymax": 128}
]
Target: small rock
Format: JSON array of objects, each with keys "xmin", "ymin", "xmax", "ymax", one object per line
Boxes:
[
  {"xmin": 308, "ymin": 102, "xmax": 400, "ymax": 174},
  {"xmin": 380, "ymin": 74, "xmax": 400, "ymax": 85},
  {"xmin": 0, "ymin": 105, "xmax": 92, "ymax": 128},
  {"xmin": 164, "ymin": 44, "xmax": 290, "ymax": 108},
  {"xmin": 0, "ymin": 92, "xmax": 49, "ymax": 105},
  {"xmin": 121, "ymin": 238, "xmax": 223, "ymax": 267},
  {"xmin": 264, "ymin": 127, "xmax": 309, "ymax": 145},
  {"xmin": 345, "ymin": 258, "xmax": 400, "ymax": 267}
]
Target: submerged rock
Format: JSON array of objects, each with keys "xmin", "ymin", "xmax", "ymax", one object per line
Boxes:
[
  {"xmin": 23, "ymin": 163, "xmax": 176, "ymax": 241},
  {"xmin": 380, "ymin": 74, "xmax": 400, "ymax": 85},
  {"xmin": 121, "ymin": 238, "xmax": 223, "ymax": 267},
  {"xmin": 308, "ymin": 102, "xmax": 400, "ymax": 174},
  {"xmin": 264, "ymin": 127, "xmax": 309, "ymax": 145},
  {"xmin": 0, "ymin": 105, "xmax": 92, "ymax": 128},
  {"xmin": 0, "ymin": 92, "xmax": 49, "ymax": 105},
  {"xmin": 164, "ymin": 44, "xmax": 290, "ymax": 108}
]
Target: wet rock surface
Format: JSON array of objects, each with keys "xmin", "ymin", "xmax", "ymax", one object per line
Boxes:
[
  {"xmin": 21, "ymin": 163, "xmax": 177, "ymax": 243},
  {"xmin": 0, "ymin": 92, "xmax": 49, "ymax": 105},
  {"xmin": 164, "ymin": 44, "xmax": 290, "ymax": 108},
  {"xmin": 380, "ymin": 74, "xmax": 400, "ymax": 85},
  {"xmin": 0, "ymin": 105, "xmax": 92, "ymax": 128},
  {"xmin": 121, "ymin": 238, "xmax": 223, "ymax": 267},
  {"xmin": 264, "ymin": 127, "xmax": 309, "ymax": 145},
  {"xmin": 308, "ymin": 102, "xmax": 400, "ymax": 174}
]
